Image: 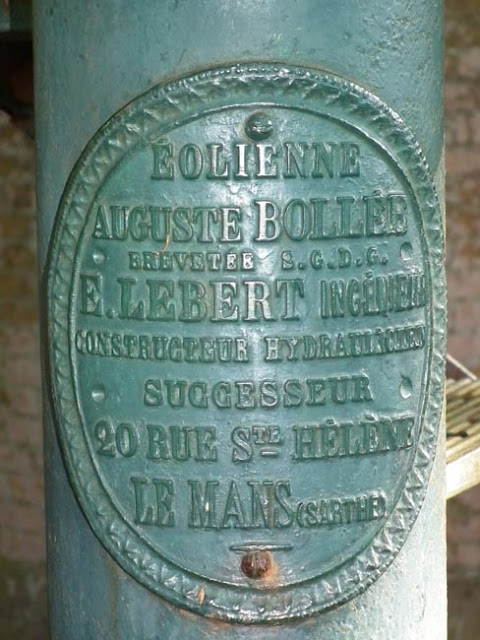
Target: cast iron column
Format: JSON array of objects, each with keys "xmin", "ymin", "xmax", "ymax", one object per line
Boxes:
[{"xmin": 35, "ymin": 2, "xmax": 446, "ymax": 638}]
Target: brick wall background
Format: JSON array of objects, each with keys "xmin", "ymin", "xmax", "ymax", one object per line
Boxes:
[
  {"xmin": 0, "ymin": 110, "xmax": 46, "ymax": 639},
  {"xmin": 445, "ymin": 1, "xmax": 480, "ymax": 638},
  {"xmin": 445, "ymin": 0, "xmax": 480, "ymax": 370},
  {"xmin": 0, "ymin": 1, "xmax": 478, "ymax": 637}
]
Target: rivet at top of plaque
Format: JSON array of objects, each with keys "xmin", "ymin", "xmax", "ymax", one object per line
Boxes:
[{"xmin": 244, "ymin": 112, "xmax": 274, "ymax": 140}]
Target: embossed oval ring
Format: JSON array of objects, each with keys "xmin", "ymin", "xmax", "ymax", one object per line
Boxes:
[{"xmin": 47, "ymin": 63, "xmax": 445, "ymax": 623}]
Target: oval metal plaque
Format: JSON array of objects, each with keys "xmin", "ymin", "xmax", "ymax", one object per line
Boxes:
[{"xmin": 48, "ymin": 64, "xmax": 445, "ymax": 622}]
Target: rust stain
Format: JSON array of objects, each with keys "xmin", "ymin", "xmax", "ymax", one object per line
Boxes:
[
  {"xmin": 156, "ymin": 233, "xmax": 170, "ymax": 256},
  {"xmin": 240, "ymin": 550, "xmax": 279, "ymax": 586}
]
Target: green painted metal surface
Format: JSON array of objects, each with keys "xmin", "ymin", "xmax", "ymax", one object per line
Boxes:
[{"xmin": 35, "ymin": 2, "xmax": 446, "ymax": 637}]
